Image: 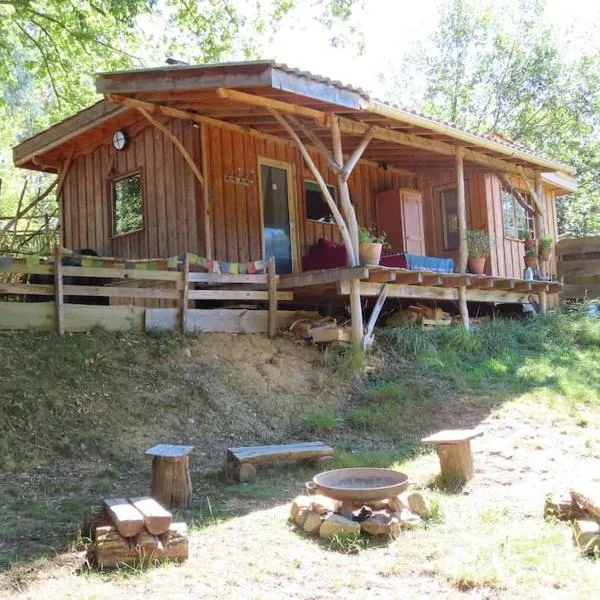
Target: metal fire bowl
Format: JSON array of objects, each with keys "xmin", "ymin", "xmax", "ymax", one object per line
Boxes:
[{"xmin": 308, "ymin": 468, "xmax": 410, "ymax": 502}]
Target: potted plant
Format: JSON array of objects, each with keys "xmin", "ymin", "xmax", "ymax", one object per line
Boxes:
[
  {"xmin": 539, "ymin": 235, "xmax": 553, "ymax": 260},
  {"xmin": 523, "ymin": 231, "xmax": 537, "ymax": 250},
  {"xmin": 466, "ymin": 229, "xmax": 492, "ymax": 275},
  {"xmin": 524, "ymin": 245, "xmax": 538, "ymax": 268},
  {"xmin": 358, "ymin": 227, "xmax": 388, "ymax": 266}
]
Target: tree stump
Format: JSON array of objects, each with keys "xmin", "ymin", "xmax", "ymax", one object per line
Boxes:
[
  {"xmin": 421, "ymin": 429, "xmax": 483, "ymax": 481},
  {"xmin": 145, "ymin": 444, "xmax": 194, "ymax": 509}
]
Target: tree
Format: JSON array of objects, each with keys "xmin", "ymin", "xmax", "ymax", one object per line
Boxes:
[{"xmin": 384, "ymin": 0, "xmax": 600, "ymax": 237}]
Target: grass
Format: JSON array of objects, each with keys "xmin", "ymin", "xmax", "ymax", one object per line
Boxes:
[{"xmin": 1, "ymin": 310, "xmax": 600, "ymax": 598}]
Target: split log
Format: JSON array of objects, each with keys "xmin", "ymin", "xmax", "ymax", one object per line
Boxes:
[
  {"xmin": 104, "ymin": 498, "xmax": 145, "ymax": 538},
  {"xmin": 571, "ymin": 484, "xmax": 600, "ymax": 520},
  {"xmin": 573, "ymin": 520, "xmax": 600, "ymax": 555},
  {"xmin": 129, "ymin": 496, "xmax": 173, "ymax": 535},
  {"xmin": 92, "ymin": 522, "xmax": 188, "ymax": 568}
]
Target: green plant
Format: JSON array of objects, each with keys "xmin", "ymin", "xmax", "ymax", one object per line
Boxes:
[
  {"xmin": 326, "ymin": 531, "xmax": 368, "ymax": 553},
  {"xmin": 526, "ymin": 245, "xmax": 538, "ymax": 257},
  {"xmin": 540, "ymin": 235, "xmax": 553, "ymax": 249},
  {"xmin": 466, "ymin": 229, "xmax": 492, "ymax": 257},
  {"xmin": 358, "ymin": 227, "xmax": 388, "ymax": 246},
  {"xmin": 298, "ymin": 410, "xmax": 340, "ymax": 434}
]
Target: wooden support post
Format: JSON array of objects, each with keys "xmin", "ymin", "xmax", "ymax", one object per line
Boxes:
[
  {"xmin": 268, "ymin": 256, "xmax": 277, "ymax": 338},
  {"xmin": 53, "ymin": 245, "xmax": 64, "ymax": 335},
  {"xmin": 363, "ymin": 284, "xmax": 388, "ymax": 351},
  {"xmin": 181, "ymin": 253, "xmax": 190, "ymax": 334},
  {"xmin": 456, "ymin": 147, "xmax": 468, "ymax": 274},
  {"xmin": 535, "ymin": 172, "xmax": 546, "ymax": 278},
  {"xmin": 539, "ymin": 290, "xmax": 548, "ymax": 316},
  {"xmin": 458, "ymin": 286, "xmax": 470, "ymax": 331},
  {"xmin": 200, "ymin": 123, "xmax": 213, "ymax": 259}
]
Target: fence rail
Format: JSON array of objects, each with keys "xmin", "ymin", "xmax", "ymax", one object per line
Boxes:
[
  {"xmin": 557, "ymin": 236, "xmax": 600, "ymax": 299},
  {"xmin": 0, "ymin": 248, "xmax": 288, "ymax": 334}
]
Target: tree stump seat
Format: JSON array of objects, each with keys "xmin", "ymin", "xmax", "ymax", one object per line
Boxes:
[
  {"xmin": 145, "ymin": 444, "xmax": 194, "ymax": 509},
  {"xmin": 421, "ymin": 429, "xmax": 483, "ymax": 481},
  {"xmin": 225, "ymin": 441, "xmax": 335, "ymax": 482}
]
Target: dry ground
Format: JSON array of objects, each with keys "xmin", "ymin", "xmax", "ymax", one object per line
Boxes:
[
  {"xmin": 1, "ymin": 318, "xmax": 599, "ymax": 599},
  {"xmin": 2, "ymin": 393, "xmax": 600, "ymax": 599}
]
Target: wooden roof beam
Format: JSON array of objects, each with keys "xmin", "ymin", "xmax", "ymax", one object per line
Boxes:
[{"xmin": 214, "ymin": 88, "xmax": 542, "ymax": 179}]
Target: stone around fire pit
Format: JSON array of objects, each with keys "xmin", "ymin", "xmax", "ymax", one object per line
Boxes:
[
  {"xmin": 361, "ymin": 512, "xmax": 401, "ymax": 537},
  {"xmin": 319, "ymin": 514, "xmax": 361, "ymax": 538}
]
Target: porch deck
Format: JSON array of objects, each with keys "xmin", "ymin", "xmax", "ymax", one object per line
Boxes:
[{"xmin": 277, "ymin": 266, "xmax": 561, "ymax": 305}]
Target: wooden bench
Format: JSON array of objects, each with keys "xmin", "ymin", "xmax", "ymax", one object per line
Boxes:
[
  {"xmin": 145, "ymin": 444, "xmax": 194, "ymax": 508},
  {"xmin": 421, "ymin": 429, "xmax": 483, "ymax": 481},
  {"xmin": 226, "ymin": 441, "xmax": 334, "ymax": 482}
]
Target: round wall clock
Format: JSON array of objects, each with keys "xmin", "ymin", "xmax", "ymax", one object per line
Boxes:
[{"xmin": 112, "ymin": 129, "xmax": 128, "ymax": 151}]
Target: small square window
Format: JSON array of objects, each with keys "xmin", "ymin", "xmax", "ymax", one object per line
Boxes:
[
  {"xmin": 112, "ymin": 172, "xmax": 143, "ymax": 236},
  {"xmin": 502, "ymin": 186, "xmax": 534, "ymax": 240},
  {"xmin": 305, "ymin": 180, "xmax": 337, "ymax": 224}
]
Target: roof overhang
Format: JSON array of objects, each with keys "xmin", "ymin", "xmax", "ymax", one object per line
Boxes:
[
  {"xmin": 541, "ymin": 171, "xmax": 579, "ymax": 194},
  {"xmin": 13, "ymin": 60, "xmax": 576, "ymax": 180}
]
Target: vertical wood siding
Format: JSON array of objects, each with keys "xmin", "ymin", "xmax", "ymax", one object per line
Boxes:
[{"xmin": 61, "ymin": 118, "xmax": 560, "ymax": 287}]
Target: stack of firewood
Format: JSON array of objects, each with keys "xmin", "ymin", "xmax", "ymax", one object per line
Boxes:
[
  {"xmin": 87, "ymin": 497, "xmax": 188, "ymax": 568},
  {"xmin": 545, "ymin": 483, "xmax": 600, "ymax": 555}
]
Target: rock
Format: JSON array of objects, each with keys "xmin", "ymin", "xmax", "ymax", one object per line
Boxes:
[
  {"xmin": 361, "ymin": 512, "xmax": 401, "ymax": 537},
  {"xmin": 290, "ymin": 496, "xmax": 312, "ymax": 521},
  {"xmin": 407, "ymin": 492, "xmax": 430, "ymax": 517},
  {"xmin": 369, "ymin": 499, "xmax": 389, "ymax": 511},
  {"xmin": 310, "ymin": 495, "xmax": 342, "ymax": 515},
  {"xmin": 319, "ymin": 514, "xmax": 361, "ymax": 538},
  {"xmin": 182, "ymin": 347, "xmax": 192, "ymax": 358},
  {"xmin": 303, "ymin": 511, "xmax": 323, "ymax": 535},
  {"xmin": 573, "ymin": 520, "xmax": 600, "ymax": 554},
  {"xmin": 399, "ymin": 508, "xmax": 421, "ymax": 528},
  {"xmin": 388, "ymin": 492, "xmax": 409, "ymax": 513},
  {"xmin": 295, "ymin": 507, "xmax": 311, "ymax": 528}
]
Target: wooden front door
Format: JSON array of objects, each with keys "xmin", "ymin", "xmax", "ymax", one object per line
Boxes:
[
  {"xmin": 258, "ymin": 158, "xmax": 297, "ymax": 274},
  {"xmin": 401, "ymin": 190, "xmax": 425, "ymax": 255}
]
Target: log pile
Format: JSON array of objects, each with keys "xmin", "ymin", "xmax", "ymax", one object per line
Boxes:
[
  {"xmin": 545, "ymin": 484, "xmax": 600, "ymax": 555},
  {"xmin": 290, "ymin": 491, "xmax": 430, "ymax": 539},
  {"xmin": 87, "ymin": 497, "xmax": 188, "ymax": 568}
]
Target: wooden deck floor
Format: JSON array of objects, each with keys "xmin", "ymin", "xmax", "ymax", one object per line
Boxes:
[{"xmin": 277, "ymin": 266, "xmax": 561, "ymax": 305}]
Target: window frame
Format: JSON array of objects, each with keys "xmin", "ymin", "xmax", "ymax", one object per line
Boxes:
[
  {"xmin": 110, "ymin": 169, "xmax": 145, "ymax": 239},
  {"xmin": 501, "ymin": 185, "xmax": 535, "ymax": 242},
  {"xmin": 439, "ymin": 185, "xmax": 459, "ymax": 251},
  {"xmin": 304, "ymin": 179, "xmax": 338, "ymax": 225}
]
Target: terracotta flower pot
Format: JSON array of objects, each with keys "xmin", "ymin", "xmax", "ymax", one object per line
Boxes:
[
  {"xmin": 524, "ymin": 238, "xmax": 537, "ymax": 250},
  {"xmin": 468, "ymin": 256, "xmax": 486, "ymax": 275},
  {"xmin": 359, "ymin": 243, "xmax": 383, "ymax": 266},
  {"xmin": 539, "ymin": 247, "xmax": 551, "ymax": 261},
  {"xmin": 524, "ymin": 255, "xmax": 538, "ymax": 268}
]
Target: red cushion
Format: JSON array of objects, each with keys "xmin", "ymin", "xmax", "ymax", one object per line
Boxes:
[{"xmin": 303, "ymin": 239, "xmax": 347, "ymax": 271}]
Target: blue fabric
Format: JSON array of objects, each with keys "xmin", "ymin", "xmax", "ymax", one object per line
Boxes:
[{"xmin": 405, "ymin": 253, "xmax": 454, "ymax": 273}]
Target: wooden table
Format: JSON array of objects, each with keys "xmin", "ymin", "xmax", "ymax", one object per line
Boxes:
[
  {"xmin": 421, "ymin": 429, "xmax": 483, "ymax": 481},
  {"xmin": 145, "ymin": 444, "xmax": 194, "ymax": 509}
]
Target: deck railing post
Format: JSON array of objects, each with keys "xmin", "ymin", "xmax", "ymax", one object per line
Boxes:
[
  {"xmin": 181, "ymin": 253, "xmax": 190, "ymax": 334},
  {"xmin": 53, "ymin": 244, "xmax": 64, "ymax": 335},
  {"xmin": 268, "ymin": 256, "xmax": 278, "ymax": 338}
]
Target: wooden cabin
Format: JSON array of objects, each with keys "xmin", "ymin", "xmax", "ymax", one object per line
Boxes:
[{"xmin": 12, "ymin": 61, "xmax": 577, "ymax": 338}]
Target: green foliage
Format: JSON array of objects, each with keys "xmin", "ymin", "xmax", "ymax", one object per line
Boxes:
[
  {"xmin": 540, "ymin": 235, "xmax": 553, "ymax": 249},
  {"xmin": 466, "ymin": 229, "xmax": 492, "ymax": 257},
  {"xmin": 358, "ymin": 226, "xmax": 388, "ymax": 246},
  {"xmin": 298, "ymin": 410, "xmax": 340, "ymax": 435},
  {"xmin": 388, "ymin": 0, "xmax": 600, "ymax": 237},
  {"xmin": 525, "ymin": 245, "xmax": 538, "ymax": 257}
]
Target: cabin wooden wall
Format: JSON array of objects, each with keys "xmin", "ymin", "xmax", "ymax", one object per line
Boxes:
[
  {"xmin": 61, "ymin": 117, "xmax": 203, "ymax": 258},
  {"xmin": 60, "ymin": 116, "xmax": 560, "ymax": 286}
]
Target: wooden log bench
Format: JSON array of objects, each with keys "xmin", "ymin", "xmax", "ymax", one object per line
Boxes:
[
  {"xmin": 421, "ymin": 429, "xmax": 483, "ymax": 481},
  {"xmin": 226, "ymin": 441, "xmax": 335, "ymax": 482},
  {"xmin": 145, "ymin": 444, "xmax": 194, "ymax": 509}
]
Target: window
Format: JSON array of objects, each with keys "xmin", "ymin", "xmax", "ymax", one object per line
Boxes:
[
  {"xmin": 305, "ymin": 180, "xmax": 337, "ymax": 224},
  {"xmin": 502, "ymin": 186, "xmax": 534, "ymax": 240},
  {"xmin": 112, "ymin": 172, "xmax": 143, "ymax": 236},
  {"xmin": 440, "ymin": 187, "xmax": 459, "ymax": 250}
]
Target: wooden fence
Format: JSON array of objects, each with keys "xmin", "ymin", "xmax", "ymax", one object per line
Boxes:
[
  {"xmin": 0, "ymin": 249, "xmax": 297, "ymax": 334},
  {"xmin": 557, "ymin": 236, "xmax": 600, "ymax": 299}
]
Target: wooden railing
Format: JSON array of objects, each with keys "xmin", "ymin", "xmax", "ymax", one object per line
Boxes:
[{"xmin": 0, "ymin": 249, "xmax": 291, "ymax": 334}]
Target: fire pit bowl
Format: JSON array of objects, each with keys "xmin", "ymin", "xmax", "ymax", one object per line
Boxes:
[{"xmin": 306, "ymin": 468, "xmax": 410, "ymax": 502}]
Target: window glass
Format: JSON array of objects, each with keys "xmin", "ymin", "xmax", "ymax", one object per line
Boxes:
[
  {"xmin": 440, "ymin": 188, "xmax": 459, "ymax": 250},
  {"xmin": 305, "ymin": 180, "xmax": 336, "ymax": 223},
  {"xmin": 502, "ymin": 186, "xmax": 534, "ymax": 239},
  {"xmin": 112, "ymin": 172, "xmax": 143, "ymax": 235}
]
